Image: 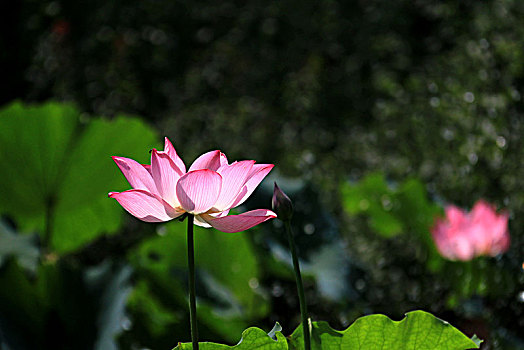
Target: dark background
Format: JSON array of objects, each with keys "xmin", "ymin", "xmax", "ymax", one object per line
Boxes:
[{"xmin": 0, "ymin": 0, "xmax": 523, "ymax": 349}]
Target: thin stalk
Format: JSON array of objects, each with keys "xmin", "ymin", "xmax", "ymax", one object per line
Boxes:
[
  {"xmin": 187, "ymin": 214, "xmax": 199, "ymax": 349},
  {"xmin": 284, "ymin": 221, "xmax": 310, "ymax": 350}
]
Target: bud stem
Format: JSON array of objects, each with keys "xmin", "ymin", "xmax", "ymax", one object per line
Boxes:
[{"xmin": 284, "ymin": 220, "xmax": 311, "ymax": 350}]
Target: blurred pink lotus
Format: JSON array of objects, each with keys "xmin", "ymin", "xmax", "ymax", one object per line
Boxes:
[
  {"xmin": 431, "ymin": 200, "xmax": 510, "ymax": 261},
  {"xmin": 109, "ymin": 137, "xmax": 276, "ymax": 232}
]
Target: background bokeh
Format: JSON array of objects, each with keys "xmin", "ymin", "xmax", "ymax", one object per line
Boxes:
[{"xmin": 1, "ymin": 0, "xmax": 523, "ymax": 349}]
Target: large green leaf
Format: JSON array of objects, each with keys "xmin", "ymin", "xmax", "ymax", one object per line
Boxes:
[
  {"xmin": 173, "ymin": 326, "xmax": 288, "ymax": 349},
  {"xmin": 173, "ymin": 310, "xmax": 479, "ymax": 349},
  {"xmin": 0, "ymin": 101, "xmax": 159, "ymax": 253},
  {"xmin": 289, "ymin": 311, "xmax": 479, "ymax": 350}
]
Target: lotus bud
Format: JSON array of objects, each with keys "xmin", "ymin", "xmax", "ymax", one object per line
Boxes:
[{"xmin": 272, "ymin": 182, "xmax": 293, "ymax": 221}]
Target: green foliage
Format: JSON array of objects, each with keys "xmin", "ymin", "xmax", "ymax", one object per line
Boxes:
[
  {"xmin": 2, "ymin": 0, "xmax": 524, "ymax": 343},
  {"xmin": 340, "ymin": 172, "xmax": 516, "ymax": 304},
  {"xmin": 127, "ymin": 222, "xmax": 269, "ymax": 344},
  {"xmin": 342, "ymin": 173, "xmax": 404, "ymax": 238},
  {"xmin": 174, "ymin": 326, "xmax": 288, "ymax": 349},
  {"xmin": 290, "ymin": 311, "xmax": 479, "ymax": 350},
  {"xmin": 0, "ymin": 101, "xmax": 159, "ymax": 252},
  {"xmin": 0, "ymin": 259, "xmax": 131, "ymax": 349},
  {"xmin": 174, "ymin": 311, "xmax": 479, "ymax": 349},
  {"xmin": 341, "ymin": 173, "xmax": 440, "ymax": 239},
  {"xmin": 341, "ymin": 173, "xmax": 443, "ymax": 269},
  {"xmin": 443, "ymin": 258, "xmax": 515, "ymax": 305}
]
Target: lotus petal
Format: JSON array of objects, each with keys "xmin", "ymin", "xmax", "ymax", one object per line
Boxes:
[
  {"xmin": 203, "ymin": 209, "xmax": 277, "ymax": 233},
  {"xmin": 230, "ymin": 164, "xmax": 274, "ymax": 208},
  {"xmin": 176, "ymin": 169, "xmax": 222, "ymax": 214},
  {"xmin": 151, "ymin": 149, "xmax": 183, "ymax": 206},
  {"xmin": 214, "ymin": 160, "xmax": 255, "ymax": 211},
  {"xmin": 109, "ymin": 189, "xmax": 182, "ymax": 222},
  {"xmin": 112, "ymin": 156, "xmax": 158, "ymax": 195},
  {"xmin": 189, "ymin": 150, "xmax": 228, "ymax": 172},
  {"xmin": 164, "ymin": 137, "xmax": 186, "ymax": 174}
]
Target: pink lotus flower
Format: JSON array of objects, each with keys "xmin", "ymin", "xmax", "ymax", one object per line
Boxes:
[
  {"xmin": 109, "ymin": 137, "xmax": 276, "ymax": 232},
  {"xmin": 431, "ymin": 200, "xmax": 510, "ymax": 261}
]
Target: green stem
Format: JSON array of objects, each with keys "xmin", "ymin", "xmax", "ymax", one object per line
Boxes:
[
  {"xmin": 284, "ymin": 221, "xmax": 310, "ymax": 350},
  {"xmin": 187, "ymin": 214, "xmax": 199, "ymax": 350}
]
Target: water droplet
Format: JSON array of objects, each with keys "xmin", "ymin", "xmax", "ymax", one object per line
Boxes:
[
  {"xmin": 464, "ymin": 92, "xmax": 475, "ymax": 103},
  {"xmin": 249, "ymin": 277, "xmax": 260, "ymax": 289},
  {"xmin": 121, "ymin": 317, "xmax": 132, "ymax": 331},
  {"xmin": 304, "ymin": 223, "xmax": 315, "ymax": 235},
  {"xmin": 272, "ymin": 284, "xmax": 284, "ymax": 297},
  {"xmin": 156, "ymin": 225, "xmax": 167, "ymax": 236},
  {"xmin": 511, "ymin": 89, "xmax": 521, "ymax": 101},
  {"xmin": 381, "ymin": 195, "xmax": 393, "ymax": 211},
  {"xmin": 355, "ymin": 279, "xmax": 366, "ymax": 291},
  {"xmin": 442, "ymin": 128, "xmax": 454, "ymax": 140},
  {"xmin": 428, "ymin": 82, "xmax": 438, "ymax": 93},
  {"xmin": 468, "ymin": 153, "xmax": 478, "ymax": 164},
  {"xmin": 429, "ymin": 97, "xmax": 440, "ymax": 107},
  {"xmin": 496, "ymin": 136, "xmax": 507, "ymax": 148}
]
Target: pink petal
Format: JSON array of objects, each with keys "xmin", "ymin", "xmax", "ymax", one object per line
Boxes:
[
  {"xmin": 485, "ymin": 212, "xmax": 510, "ymax": 256},
  {"xmin": 194, "ymin": 209, "xmax": 231, "ymax": 228},
  {"xmin": 202, "ymin": 209, "xmax": 277, "ymax": 233},
  {"xmin": 490, "ymin": 231, "xmax": 510, "ymax": 256},
  {"xmin": 208, "ymin": 209, "xmax": 230, "ymax": 218},
  {"xmin": 109, "ymin": 189, "xmax": 182, "ymax": 222},
  {"xmin": 213, "ymin": 160, "xmax": 255, "ymax": 211},
  {"xmin": 142, "ymin": 164, "xmax": 152, "ymax": 175},
  {"xmin": 164, "ymin": 137, "xmax": 186, "ymax": 173},
  {"xmin": 194, "ymin": 215, "xmax": 212, "ymax": 228},
  {"xmin": 176, "ymin": 169, "xmax": 222, "ymax": 214},
  {"xmin": 189, "ymin": 150, "xmax": 228, "ymax": 172},
  {"xmin": 471, "ymin": 200, "xmax": 493, "ymax": 216},
  {"xmin": 466, "ymin": 223, "xmax": 489, "ymax": 256},
  {"xmin": 451, "ymin": 236, "xmax": 476, "ymax": 261},
  {"xmin": 229, "ymin": 164, "xmax": 274, "ymax": 208},
  {"xmin": 112, "ymin": 156, "xmax": 158, "ymax": 195},
  {"xmin": 469, "ymin": 200, "xmax": 510, "ymax": 256},
  {"xmin": 431, "ymin": 221, "xmax": 451, "ymax": 256},
  {"xmin": 444, "ymin": 205, "xmax": 466, "ymax": 226},
  {"xmin": 151, "ymin": 149, "xmax": 183, "ymax": 206}
]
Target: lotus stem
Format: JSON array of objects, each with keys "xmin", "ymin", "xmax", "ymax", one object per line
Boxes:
[
  {"xmin": 187, "ymin": 214, "xmax": 199, "ymax": 349},
  {"xmin": 284, "ymin": 220, "xmax": 311, "ymax": 350}
]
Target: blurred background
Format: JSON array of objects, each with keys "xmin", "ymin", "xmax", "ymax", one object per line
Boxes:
[{"xmin": 0, "ymin": 0, "xmax": 523, "ymax": 349}]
